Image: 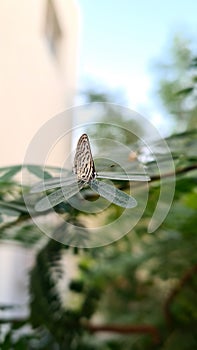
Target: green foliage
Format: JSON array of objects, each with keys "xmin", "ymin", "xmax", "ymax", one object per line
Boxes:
[
  {"xmin": 153, "ymin": 35, "xmax": 197, "ymax": 130},
  {"xmin": 0, "ymin": 129, "xmax": 197, "ymax": 349}
]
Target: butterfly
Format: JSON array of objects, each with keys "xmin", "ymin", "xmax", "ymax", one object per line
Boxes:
[
  {"xmin": 73, "ymin": 133, "xmax": 96, "ymax": 182},
  {"xmin": 32, "ymin": 134, "xmax": 150, "ymax": 212}
]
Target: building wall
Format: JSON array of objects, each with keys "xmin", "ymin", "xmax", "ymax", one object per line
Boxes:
[
  {"xmin": 0, "ymin": 241, "xmax": 34, "ymax": 319},
  {"xmin": 0, "ymin": 0, "xmax": 79, "ymax": 320},
  {"xmin": 0, "ymin": 0, "xmax": 79, "ymax": 166}
]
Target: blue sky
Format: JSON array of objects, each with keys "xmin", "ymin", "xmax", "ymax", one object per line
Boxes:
[{"xmin": 77, "ymin": 0, "xmax": 197, "ymax": 132}]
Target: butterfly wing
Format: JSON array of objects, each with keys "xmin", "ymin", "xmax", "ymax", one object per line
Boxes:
[
  {"xmin": 73, "ymin": 133, "xmax": 96, "ymax": 182},
  {"xmin": 90, "ymin": 179, "xmax": 137, "ymax": 209},
  {"xmin": 31, "ymin": 176, "xmax": 77, "ymax": 193},
  {"xmin": 35, "ymin": 181, "xmax": 84, "ymax": 212},
  {"xmin": 97, "ymin": 172, "xmax": 150, "ymax": 181}
]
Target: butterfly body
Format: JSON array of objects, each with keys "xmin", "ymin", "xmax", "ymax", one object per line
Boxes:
[{"xmin": 73, "ymin": 134, "xmax": 96, "ymax": 182}]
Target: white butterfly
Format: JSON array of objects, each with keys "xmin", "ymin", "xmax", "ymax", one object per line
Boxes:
[{"xmin": 32, "ymin": 134, "xmax": 150, "ymax": 211}]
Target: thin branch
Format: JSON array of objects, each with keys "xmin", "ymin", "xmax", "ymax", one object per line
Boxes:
[
  {"xmin": 0, "ymin": 209, "xmax": 49, "ymax": 232},
  {"xmin": 83, "ymin": 321, "xmax": 160, "ymax": 344},
  {"xmin": 150, "ymin": 164, "xmax": 197, "ymax": 182},
  {"xmin": 164, "ymin": 262, "xmax": 197, "ymax": 326},
  {"xmin": 117, "ymin": 164, "xmax": 197, "ymax": 193},
  {"xmin": 0, "ymin": 214, "xmax": 31, "ymax": 231}
]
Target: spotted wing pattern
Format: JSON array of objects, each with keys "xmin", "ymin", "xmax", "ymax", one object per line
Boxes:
[{"xmin": 73, "ymin": 133, "xmax": 96, "ymax": 182}]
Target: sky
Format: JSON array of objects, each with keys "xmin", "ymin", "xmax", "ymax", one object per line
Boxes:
[{"xmin": 77, "ymin": 0, "xmax": 197, "ymax": 133}]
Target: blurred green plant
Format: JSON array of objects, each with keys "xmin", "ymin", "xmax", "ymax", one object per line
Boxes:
[
  {"xmin": 0, "ymin": 126, "xmax": 197, "ymax": 349},
  {"xmin": 153, "ymin": 34, "xmax": 197, "ymax": 131}
]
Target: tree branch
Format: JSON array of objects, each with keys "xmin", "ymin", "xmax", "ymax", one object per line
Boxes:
[
  {"xmin": 150, "ymin": 163, "xmax": 197, "ymax": 182},
  {"xmin": 83, "ymin": 321, "xmax": 160, "ymax": 344},
  {"xmin": 1, "ymin": 214, "xmax": 31, "ymax": 231},
  {"xmin": 164, "ymin": 262, "xmax": 197, "ymax": 326}
]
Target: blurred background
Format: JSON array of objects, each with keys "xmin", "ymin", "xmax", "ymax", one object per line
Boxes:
[
  {"xmin": 0, "ymin": 0, "xmax": 197, "ymax": 349},
  {"xmin": 1, "ymin": 0, "xmax": 197, "ymax": 166}
]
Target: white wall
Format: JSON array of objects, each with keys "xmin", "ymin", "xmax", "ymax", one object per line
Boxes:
[
  {"xmin": 0, "ymin": 0, "xmax": 79, "ymax": 166},
  {"xmin": 0, "ymin": 241, "xmax": 34, "ymax": 319}
]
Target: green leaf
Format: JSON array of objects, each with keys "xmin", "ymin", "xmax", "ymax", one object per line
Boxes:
[
  {"xmin": 182, "ymin": 192, "xmax": 197, "ymax": 209},
  {"xmin": 0, "ymin": 200, "xmax": 28, "ymax": 213},
  {"xmin": 0, "ymin": 205, "xmax": 19, "ymax": 216},
  {"xmin": 0, "ymin": 165, "xmax": 21, "ymax": 182},
  {"xmin": 176, "ymin": 86, "xmax": 194, "ymax": 95},
  {"xmin": 26, "ymin": 165, "xmax": 52, "ymax": 180}
]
